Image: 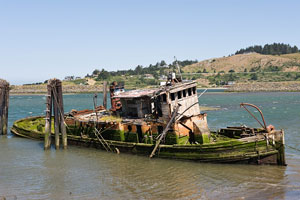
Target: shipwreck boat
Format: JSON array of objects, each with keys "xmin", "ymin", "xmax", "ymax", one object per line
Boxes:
[{"xmin": 11, "ymin": 74, "xmax": 286, "ymax": 165}]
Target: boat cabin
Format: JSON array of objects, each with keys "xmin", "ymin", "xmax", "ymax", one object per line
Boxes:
[{"xmin": 112, "ymin": 80, "xmax": 201, "ymax": 120}]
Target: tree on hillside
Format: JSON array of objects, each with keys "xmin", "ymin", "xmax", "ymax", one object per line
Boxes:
[
  {"xmin": 88, "ymin": 59, "xmax": 198, "ymax": 80},
  {"xmin": 159, "ymin": 68, "xmax": 165, "ymax": 75},
  {"xmin": 96, "ymin": 69, "xmax": 110, "ymax": 80},
  {"xmin": 250, "ymin": 73, "xmax": 258, "ymax": 80},
  {"xmin": 134, "ymin": 65, "xmax": 143, "ymax": 75},
  {"xmin": 92, "ymin": 69, "xmax": 100, "ymax": 76},
  {"xmin": 85, "ymin": 73, "xmax": 91, "ymax": 78},
  {"xmin": 160, "ymin": 60, "xmax": 167, "ymax": 66},
  {"xmin": 235, "ymin": 43, "xmax": 299, "ymax": 55}
]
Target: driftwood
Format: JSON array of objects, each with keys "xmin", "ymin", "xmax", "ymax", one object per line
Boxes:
[
  {"xmin": 0, "ymin": 79, "xmax": 9, "ymax": 135},
  {"xmin": 44, "ymin": 79, "xmax": 67, "ymax": 149}
]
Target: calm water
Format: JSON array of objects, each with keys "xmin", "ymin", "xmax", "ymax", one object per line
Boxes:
[{"xmin": 1, "ymin": 92, "xmax": 300, "ymax": 199}]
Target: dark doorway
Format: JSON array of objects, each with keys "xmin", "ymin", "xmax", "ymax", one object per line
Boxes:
[{"xmin": 136, "ymin": 125, "xmax": 143, "ymax": 143}]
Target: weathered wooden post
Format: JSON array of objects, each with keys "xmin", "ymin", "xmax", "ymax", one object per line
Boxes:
[
  {"xmin": 44, "ymin": 80, "xmax": 53, "ymax": 149},
  {"xmin": 103, "ymin": 81, "xmax": 107, "ymax": 109},
  {"xmin": 53, "ymin": 86, "xmax": 60, "ymax": 149},
  {"xmin": 44, "ymin": 78, "xmax": 67, "ymax": 150},
  {"xmin": 0, "ymin": 79, "xmax": 9, "ymax": 135},
  {"xmin": 56, "ymin": 80, "xmax": 67, "ymax": 149}
]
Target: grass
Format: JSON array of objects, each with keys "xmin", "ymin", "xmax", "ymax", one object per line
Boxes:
[
  {"xmin": 206, "ymin": 71, "xmax": 300, "ymax": 85},
  {"xmin": 182, "ymin": 52, "xmax": 300, "ymax": 74}
]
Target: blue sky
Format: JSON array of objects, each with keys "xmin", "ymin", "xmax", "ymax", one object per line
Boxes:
[{"xmin": 1, "ymin": 0, "xmax": 300, "ymax": 85}]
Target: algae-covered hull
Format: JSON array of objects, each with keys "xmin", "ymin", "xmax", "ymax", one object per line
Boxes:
[{"xmin": 11, "ymin": 116, "xmax": 286, "ymax": 165}]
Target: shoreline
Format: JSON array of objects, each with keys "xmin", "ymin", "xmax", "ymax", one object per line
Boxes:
[
  {"xmin": 227, "ymin": 81, "xmax": 300, "ymax": 92},
  {"xmin": 10, "ymin": 90, "xmax": 300, "ymax": 96},
  {"xmin": 8, "ymin": 81, "xmax": 300, "ymax": 95}
]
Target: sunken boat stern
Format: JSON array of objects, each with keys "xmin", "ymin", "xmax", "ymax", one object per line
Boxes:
[
  {"xmin": 259, "ymin": 130, "xmax": 286, "ymax": 165},
  {"xmin": 217, "ymin": 126, "xmax": 287, "ymax": 165},
  {"xmin": 272, "ymin": 130, "xmax": 286, "ymax": 166}
]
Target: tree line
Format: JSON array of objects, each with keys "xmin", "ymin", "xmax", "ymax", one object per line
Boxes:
[
  {"xmin": 88, "ymin": 59, "xmax": 198, "ymax": 80},
  {"xmin": 235, "ymin": 43, "xmax": 299, "ymax": 55}
]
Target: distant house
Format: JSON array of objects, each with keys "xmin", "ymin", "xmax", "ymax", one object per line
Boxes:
[
  {"xmin": 227, "ymin": 81, "xmax": 236, "ymax": 85},
  {"xmin": 75, "ymin": 76, "xmax": 81, "ymax": 80},
  {"xmin": 64, "ymin": 76, "xmax": 74, "ymax": 81},
  {"xmin": 144, "ymin": 74, "xmax": 154, "ymax": 79}
]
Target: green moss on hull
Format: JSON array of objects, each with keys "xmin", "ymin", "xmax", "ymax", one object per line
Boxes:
[
  {"xmin": 194, "ymin": 134, "xmax": 210, "ymax": 144},
  {"xmin": 11, "ymin": 116, "xmax": 285, "ymax": 165}
]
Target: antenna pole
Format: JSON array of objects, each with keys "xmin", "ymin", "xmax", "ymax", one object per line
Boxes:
[{"xmin": 174, "ymin": 56, "xmax": 183, "ymax": 81}]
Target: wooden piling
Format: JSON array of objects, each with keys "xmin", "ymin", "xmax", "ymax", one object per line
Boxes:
[
  {"xmin": 0, "ymin": 79, "xmax": 9, "ymax": 135},
  {"xmin": 53, "ymin": 91, "xmax": 60, "ymax": 149},
  {"xmin": 56, "ymin": 80, "xmax": 67, "ymax": 149},
  {"xmin": 44, "ymin": 78, "xmax": 67, "ymax": 150},
  {"xmin": 103, "ymin": 81, "xmax": 107, "ymax": 109},
  {"xmin": 44, "ymin": 82, "xmax": 53, "ymax": 149}
]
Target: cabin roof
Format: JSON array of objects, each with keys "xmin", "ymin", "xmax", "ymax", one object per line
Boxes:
[
  {"xmin": 113, "ymin": 80, "xmax": 197, "ymax": 99},
  {"xmin": 114, "ymin": 89, "xmax": 158, "ymax": 98}
]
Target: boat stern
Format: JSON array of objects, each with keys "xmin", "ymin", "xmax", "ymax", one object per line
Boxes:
[{"xmin": 273, "ymin": 129, "xmax": 286, "ymax": 166}]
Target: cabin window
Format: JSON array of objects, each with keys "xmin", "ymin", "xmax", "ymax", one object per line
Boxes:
[
  {"xmin": 177, "ymin": 91, "xmax": 182, "ymax": 99},
  {"xmin": 171, "ymin": 93, "xmax": 175, "ymax": 101},
  {"xmin": 192, "ymin": 87, "xmax": 196, "ymax": 95},
  {"xmin": 183, "ymin": 90, "xmax": 186, "ymax": 97},
  {"xmin": 188, "ymin": 88, "xmax": 192, "ymax": 96},
  {"xmin": 162, "ymin": 94, "xmax": 167, "ymax": 102}
]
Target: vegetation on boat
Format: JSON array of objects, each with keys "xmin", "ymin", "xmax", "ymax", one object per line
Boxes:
[
  {"xmin": 98, "ymin": 115, "xmax": 122, "ymax": 122},
  {"xmin": 13, "ymin": 116, "xmax": 233, "ymax": 144}
]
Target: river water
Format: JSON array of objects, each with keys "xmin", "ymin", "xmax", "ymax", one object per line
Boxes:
[{"xmin": 0, "ymin": 92, "xmax": 300, "ymax": 199}]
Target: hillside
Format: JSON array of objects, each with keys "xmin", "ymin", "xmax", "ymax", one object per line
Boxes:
[
  {"xmin": 182, "ymin": 53, "xmax": 300, "ymax": 73},
  {"xmin": 13, "ymin": 52, "xmax": 300, "ymax": 93}
]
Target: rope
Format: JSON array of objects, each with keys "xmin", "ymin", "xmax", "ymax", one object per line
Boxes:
[
  {"xmin": 286, "ymin": 144, "xmax": 300, "ymax": 152},
  {"xmin": 92, "ymin": 94, "xmax": 116, "ymax": 153},
  {"xmin": 176, "ymin": 89, "xmax": 208, "ymax": 119},
  {"xmin": 94, "ymin": 128, "xmax": 109, "ymax": 152},
  {"xmin": 93, "ymin": 124, "xmax": 118, "ymax": 153},
  {"xmin": 197, "ymin": 89, "xmax": 207, "ymax": 99}
]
